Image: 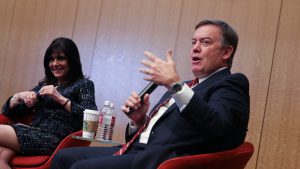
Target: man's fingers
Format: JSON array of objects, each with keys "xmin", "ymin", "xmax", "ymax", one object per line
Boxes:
[
  {"xmin": 166, "ymin": 49, "xmax": 173, "ymax": 62},
  {"xmin": 144, "ymin": 51, "xmax": 156, "ymax": 61},
  {"xmin": 141, "ymin": 59, "xmax": 153, "ymax": 68},
  {"xmin": 139, "ymin": 69, "xmax": 153, "ymax": 75}
]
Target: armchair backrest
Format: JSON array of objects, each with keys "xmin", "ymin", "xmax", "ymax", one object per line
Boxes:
[
  {"xmin": 0, "ymin": 111, "xmax": 36, "ymax": 125},
  {"xmin": 158, "ymin": 142, "xmax": 254, "ymax": 169},
  {"xmin": 11, "ymin": 130, "xmax": 90, "ymax": 169},
  {"xmin": 0, "ymin": 114, "xmax": 11, "ymax": 124}
]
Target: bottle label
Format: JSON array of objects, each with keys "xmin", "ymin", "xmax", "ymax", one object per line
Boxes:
[
  {"xmin": 103, "ymin": 115, "xmax": 112, "ymax": 125},
  {"xmin": 95, "ymin": 115, "xmax": 115, "ymax": 141}
]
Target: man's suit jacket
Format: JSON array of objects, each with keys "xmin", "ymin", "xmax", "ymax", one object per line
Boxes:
[{"xmin": 127, "ymin": 68, "xmax": 250, "ymax": 169}]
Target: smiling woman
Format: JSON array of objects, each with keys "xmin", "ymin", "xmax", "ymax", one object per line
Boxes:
[
  {"xmin": 49, "ymin": 52, "xmax": 69, "ymax": 83},
  {"xmin": 43, "ymin": 37, "xmax": 84, "ymax": 87},
  {"xmin": 0, "ymin": 37, "xmax": 98, "ymax": 169}
]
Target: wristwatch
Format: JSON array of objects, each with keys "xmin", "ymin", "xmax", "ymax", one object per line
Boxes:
[{"xmin": 169, "ymin": 82, "xmax": 184, "ymax": 94}]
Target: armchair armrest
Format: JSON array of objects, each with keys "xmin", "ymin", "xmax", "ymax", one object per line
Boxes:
[{"xmin": 0, "ymin": 114, "xmax": 12, "ymax": 124}]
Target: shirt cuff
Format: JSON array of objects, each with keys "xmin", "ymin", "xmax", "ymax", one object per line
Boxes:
[
  {"xmin": 172, "ymin": 83, "xmax": 194, "ymax": 111},
  {"xmin": 128, "ymin": 120, "xmax": 139, "ymax": 134},
  {"xmin": 127, "ymin": 116, "xmax": 148, "ymax": 134}
]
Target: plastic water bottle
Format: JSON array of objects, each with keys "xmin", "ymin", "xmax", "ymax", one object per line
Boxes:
[
  {"xmin": 95, "ymin": 100, "xmax": 110, "ymax": 140},
  {"xmin": 107, "ymin": 102, "xmax": 115, "ymax": 140},
  {"xmin": 95, "ymin": 100, "xmax": 116, "ymax": 141}
]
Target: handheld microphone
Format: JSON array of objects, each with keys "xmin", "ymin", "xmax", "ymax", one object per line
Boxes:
[
  {"xmin": 138, "ymin": 82, "xmax": 158, "ymax": 103},
  {"xmin": 127, "ymin": 82, "xmax": 158, "ymax": 115}
]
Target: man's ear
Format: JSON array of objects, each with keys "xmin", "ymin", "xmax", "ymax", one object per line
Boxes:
[{"xmin": 222, "ymin": 45, "xmax": 233, "ymax": 60}]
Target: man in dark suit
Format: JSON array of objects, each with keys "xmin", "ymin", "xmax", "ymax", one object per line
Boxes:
[{"xmin": 51, "ymin": 19, "xmax": 249, "ymax": 169}]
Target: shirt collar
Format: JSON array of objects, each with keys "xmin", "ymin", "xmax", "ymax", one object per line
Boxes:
[{"xmin": 197, "ymin": 67, "xmax": 227, "ymax": 84}]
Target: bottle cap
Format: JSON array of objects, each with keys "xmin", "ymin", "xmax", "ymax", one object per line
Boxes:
[{"xmin": 104, "ymin": 100, "xmax": 111, "ymax": 105}]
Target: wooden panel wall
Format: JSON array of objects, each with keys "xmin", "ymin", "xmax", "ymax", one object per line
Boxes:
[
  {"xmin": 257, "ymin": 0, "xmax": 300, "ymax": 168},
  {"xmin": 0, "ymin": 0, "xmax": 15, "ymax": 100},
  {"xmin": 72, "ymin": 0, "xmax": 103, "ymax": 75},
  {"xmin": 90, "ymin": 0, "xmax": 183, "ymax": 142},
  {"xmin": 0, "ymin": 0, "xmax": 299, "ymax": 169}
]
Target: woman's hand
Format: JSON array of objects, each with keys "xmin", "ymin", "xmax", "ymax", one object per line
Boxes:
[
  {"xmin": 11, "ymin": 91, "xmax": 38, "ymax": 108},
  {"xmin": 39, "ymin": 85, "xmax": 68, "ymax": 106}
]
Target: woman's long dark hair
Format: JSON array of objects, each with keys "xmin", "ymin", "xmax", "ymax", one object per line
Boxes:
[{"xmin": 43, "ymin": 37, "xmax": 84, "ymax": 85}]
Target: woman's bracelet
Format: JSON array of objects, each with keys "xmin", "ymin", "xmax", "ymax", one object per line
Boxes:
[{"xmin": 63, "ymin": 99, "xmax": 70, "ymax": 107}]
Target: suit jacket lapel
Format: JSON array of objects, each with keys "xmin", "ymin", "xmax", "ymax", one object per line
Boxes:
[
  {"xmin": 160, "ymin": 68, "xmax": 231, "ymax": 117},
  {"xmin": 192, "ymin": 68, "xmax": 231, "ymax": 91}
]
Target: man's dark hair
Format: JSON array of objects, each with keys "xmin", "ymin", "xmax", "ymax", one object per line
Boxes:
[
  {"xmin": 195, "ymin": 19, "xmax": 239, "ymax": 68},
  {"xmin": 43, "ymin": 37, "xmax": 84, "ymax": 85}
]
